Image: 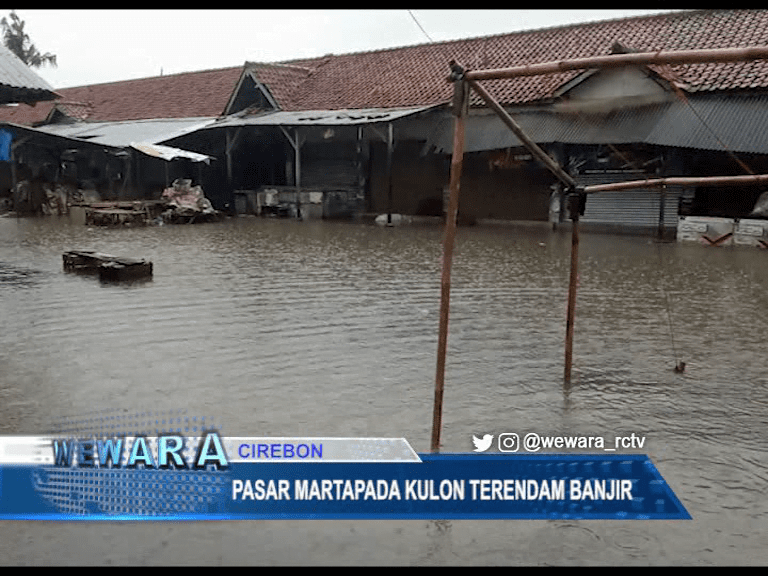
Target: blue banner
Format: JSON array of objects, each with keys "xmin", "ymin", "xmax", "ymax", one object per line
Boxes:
[{"xmin": 0, "ymin": 453, "xmax": 690, "ymax": 520}]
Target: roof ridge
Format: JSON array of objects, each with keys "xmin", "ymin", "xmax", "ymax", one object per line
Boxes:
[
  {"xmin": 55, "ymin": 100, "xmax": 93, "ymax": 106},
  {"xmin": 266, "ymin": 9, "xmax": 699, "ymax": 64},
  {"xmin": 52, "ymin": 10, "xmax": 715, "ymax": 92},
  {"xmin": 3, "ymin": 9, "xmax": 767, "ymax": 123},
  {"xmin": 245, "ymin": 61, "xmax": 314, "ymax": 73},
  {"xmin": 55, "ymin": 65, "xmax": 245, "ymax": 91}
]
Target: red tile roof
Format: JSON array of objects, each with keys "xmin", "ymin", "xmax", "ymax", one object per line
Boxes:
[
  {"xmin": 0, "ymin": 66, "xmax": 244, "ymax": 125},
  {"xmin": 245, "ymin": 61, "xmax": 316, "ymax": 111},
  {"xmin": 49, "ymin": 101, "xmax": 93, "ymax": 121},
  {"xmin": 284, "ymin": 9, "xmax": 768, "ymax": 110},
  {"xmin": 1, "ymin": 10, "xmax": 767, "ymax": 126}
]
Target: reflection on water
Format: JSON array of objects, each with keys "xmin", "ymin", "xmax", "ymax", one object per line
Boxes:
[{"xmin": 0, "ymin": 214, "xmax": 766, "ymax": 565}]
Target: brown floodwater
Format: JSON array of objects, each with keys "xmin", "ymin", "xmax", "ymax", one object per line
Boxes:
[{"xmin": 0, "ymin": 214, "xmax": 766, "ymax": 565}]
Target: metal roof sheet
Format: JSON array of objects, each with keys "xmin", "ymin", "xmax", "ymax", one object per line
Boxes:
[
  {"xmin": 645, "ymin": 93, "xmax": 768, "ymax": 153},
  {"xmin": 130, "ymin": 142, "xmax": 213, "ymax": 163},
  {"xmin": 35, "ymin": 117, "xmax": 217, "ymax": 147},
  {"xmin": 430, "ymin": 106, "xmax": 661, "ymax": 153},
  {"xmin": 0, "ymin": 121, "xmax": 213, "ymax": 163},
  {"xmin": 431, "ymin": 94, "xmax": 768, "ymax": 155},
  {"xmin": 0, "ymin": 42, "xmax": 58, "ymax": 104}
]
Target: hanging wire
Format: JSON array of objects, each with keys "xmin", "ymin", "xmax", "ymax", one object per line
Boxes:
[
  {"xmin": 659, "ymin": 62, "xmax": 755, "ymax": 175},
  {"xmin": 407, "ymin": 10, "xmax": 434, "ymax": 43},
  {"xmin": 656, "ymin": 229, "xmax": 685, "ymax": 372},
  {"xmin": 563, "ymin": 84, "xmax": 689, "ymax": 371}
]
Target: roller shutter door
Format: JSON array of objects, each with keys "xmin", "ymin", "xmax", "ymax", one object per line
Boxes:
[
  {"xmin": 575, "ymin": 170, "xmax": 690, "ymax": 230},
  {"xmin": 301, "ymin": 143, "xmax": 358, "ymax": 190}
]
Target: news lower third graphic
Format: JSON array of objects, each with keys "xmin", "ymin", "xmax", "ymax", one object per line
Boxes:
[{"xmin": 0, "ymin": 412, "xmax": 690, "ymax": 520}]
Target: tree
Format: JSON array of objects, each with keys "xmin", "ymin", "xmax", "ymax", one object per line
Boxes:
[{"xmin": 1, "ymin": 10, "xmax": 56, "ymax": 68}]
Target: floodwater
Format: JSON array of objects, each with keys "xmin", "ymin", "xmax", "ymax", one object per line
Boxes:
[{"xmin": 0, "ymin": 214, "xmax": 766, "ymax": 565}]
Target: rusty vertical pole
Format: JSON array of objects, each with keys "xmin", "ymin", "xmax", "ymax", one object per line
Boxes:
[
  {"xmin": 564, "ymin": 191, "xmax": 583, "ymax": 382},
  {"xmin": 431, "ymin": 64, "xmax": 468, "ymax": 453}
]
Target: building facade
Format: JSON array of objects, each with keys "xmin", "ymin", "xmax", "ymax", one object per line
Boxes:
[{"xmin": 2, "ymin": 9, "xmax": 768, "ymax": 232}]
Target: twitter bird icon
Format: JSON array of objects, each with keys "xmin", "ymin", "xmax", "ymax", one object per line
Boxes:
[{"xmin": 472, "ymin": 434, "xmax": 494, "ymax": 452}]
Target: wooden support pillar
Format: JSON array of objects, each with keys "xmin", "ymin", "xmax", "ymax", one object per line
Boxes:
[
  {"xmin": 357, "ymin": 126, "xmax": 365, "ymax": 209},
  {"xmin": 226, "ymin": 127, "xmax": 243, "ymax": 212},
  {"xmin": 294, "ymin": 128, "xmax": 302, "ymax": 220},
  {"xmin": 658, "ymin": 184, "xmax": 666, "ymax": 240},
  {"xmin": 279, "ymin": 126, "xmax": 304, "ymax": 219},
  {"xmin": 386, "ymin": 122, "xmax": 394, "ymax": 225},
  {"xmin": 226, "ymin": 130, "xmax": 232, "ymax": 185},
  {"xmin": 10, "ymin": 145, "xmax": 17, "ymax": 211},
  {"xmin": 431, "ymin": 71, "xmax": 468, "ymax": 453},
  {"xmin": 120, "ymin": 152, "xmax": 132, "ymax": 199}
]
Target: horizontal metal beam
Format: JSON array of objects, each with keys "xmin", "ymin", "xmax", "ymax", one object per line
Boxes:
[
  {"xmin": 584, "ymin": 173, "xmax": 768, "ymax": 193},
  {"xmin": 463, "ymin": 46, "xmax": 768, "ymax": 82}
]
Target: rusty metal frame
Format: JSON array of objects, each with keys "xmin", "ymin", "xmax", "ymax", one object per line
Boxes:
[{"xmin": 430, "ymin": 45, "xmax": 768, "ymax": 452}]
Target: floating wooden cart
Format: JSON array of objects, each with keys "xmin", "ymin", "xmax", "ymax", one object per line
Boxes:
[{"xmin": 63, "ymin": 250, "xmax": 153, "ymax": 281}]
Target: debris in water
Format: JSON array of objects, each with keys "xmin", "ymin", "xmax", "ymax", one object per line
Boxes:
[{"xmin": 63, "ymin": 250, "xmax": 153, "ymax": 281}]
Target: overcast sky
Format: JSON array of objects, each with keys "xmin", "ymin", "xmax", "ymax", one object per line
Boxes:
[{"xmin": 4, "ymin": 9, "xmax": 673, "ymax": 89}]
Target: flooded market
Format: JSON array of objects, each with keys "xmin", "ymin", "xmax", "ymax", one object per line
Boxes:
[
  {"xmin": 0, "ymin": 214, "xmax": 766, "ymax": 565},
  {"xmin": 1, "ymin": 7, "xmax": 768, "ymax": 566}
]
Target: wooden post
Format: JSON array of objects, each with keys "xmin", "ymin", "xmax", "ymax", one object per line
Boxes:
[
  {"xmin": 564, "ymin": 192, "xmax": 582, "ymax": 383},
  {"xmin": 658, "ymin": 183, "xmax": 666, "ymax": 241},
  {"xmin": 386, "ymin": 122, "xmax": 394, "ymax": 225},
  {"xmin": 278, "ymin": 127, "xmax": 304, "ymax": 219},
  {"xmin": 225, "ymin": 129, "xmax": 232, "ymax": 185},
  {"xmin": 295, "ymin": 128, "xmax": 302, "ymax": 220},
  {"xmin": 10, "ymin": 144, "xmax": 17, "ymax": 213},
  {"xmin": 431, "ymin": 72, "xmax": 468, "ymax": 453},
  {"xmin": 135, "ymin": 152, "xmax": 140, "ymax": 200},
  {"xmin": 225, "ymin": 127, "xmax": 243, "ymax": 212},
  {"xmin": 357, "ymin": 126, "xmax": 365, "ymax": 211}
]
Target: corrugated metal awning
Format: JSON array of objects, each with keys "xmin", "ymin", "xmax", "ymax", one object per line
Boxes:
[
  {"xmin": 35, "ymin": 117, "xmax": 217, "ymax": 147},
  {"xmin": 0, "ymin": 121, "xmax": 213, "ymax": 164},
  {"xmin": 430, "ymin": 94, "xmax": 768, "ymax": 155},
  {"xmin": 0, "ymin": 43, "xmax": 59, "ymax": 104},
  {"xmin": 130, "ymin": 142, "xmax": 213, "ymax": 164}
]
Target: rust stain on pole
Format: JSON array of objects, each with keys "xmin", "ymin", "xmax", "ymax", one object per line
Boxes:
[
  {"xmin": 431, "ymin": 70, "xmax": 468, "ymax": 454},
  {"xmin": 463, "ymin": 46, "xmax": 768, "ymax": 82}
]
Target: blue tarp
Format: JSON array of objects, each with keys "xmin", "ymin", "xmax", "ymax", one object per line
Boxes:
[{"xmin": 0, "ymin": 128, "xmax": 12, "ymax": 161}]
